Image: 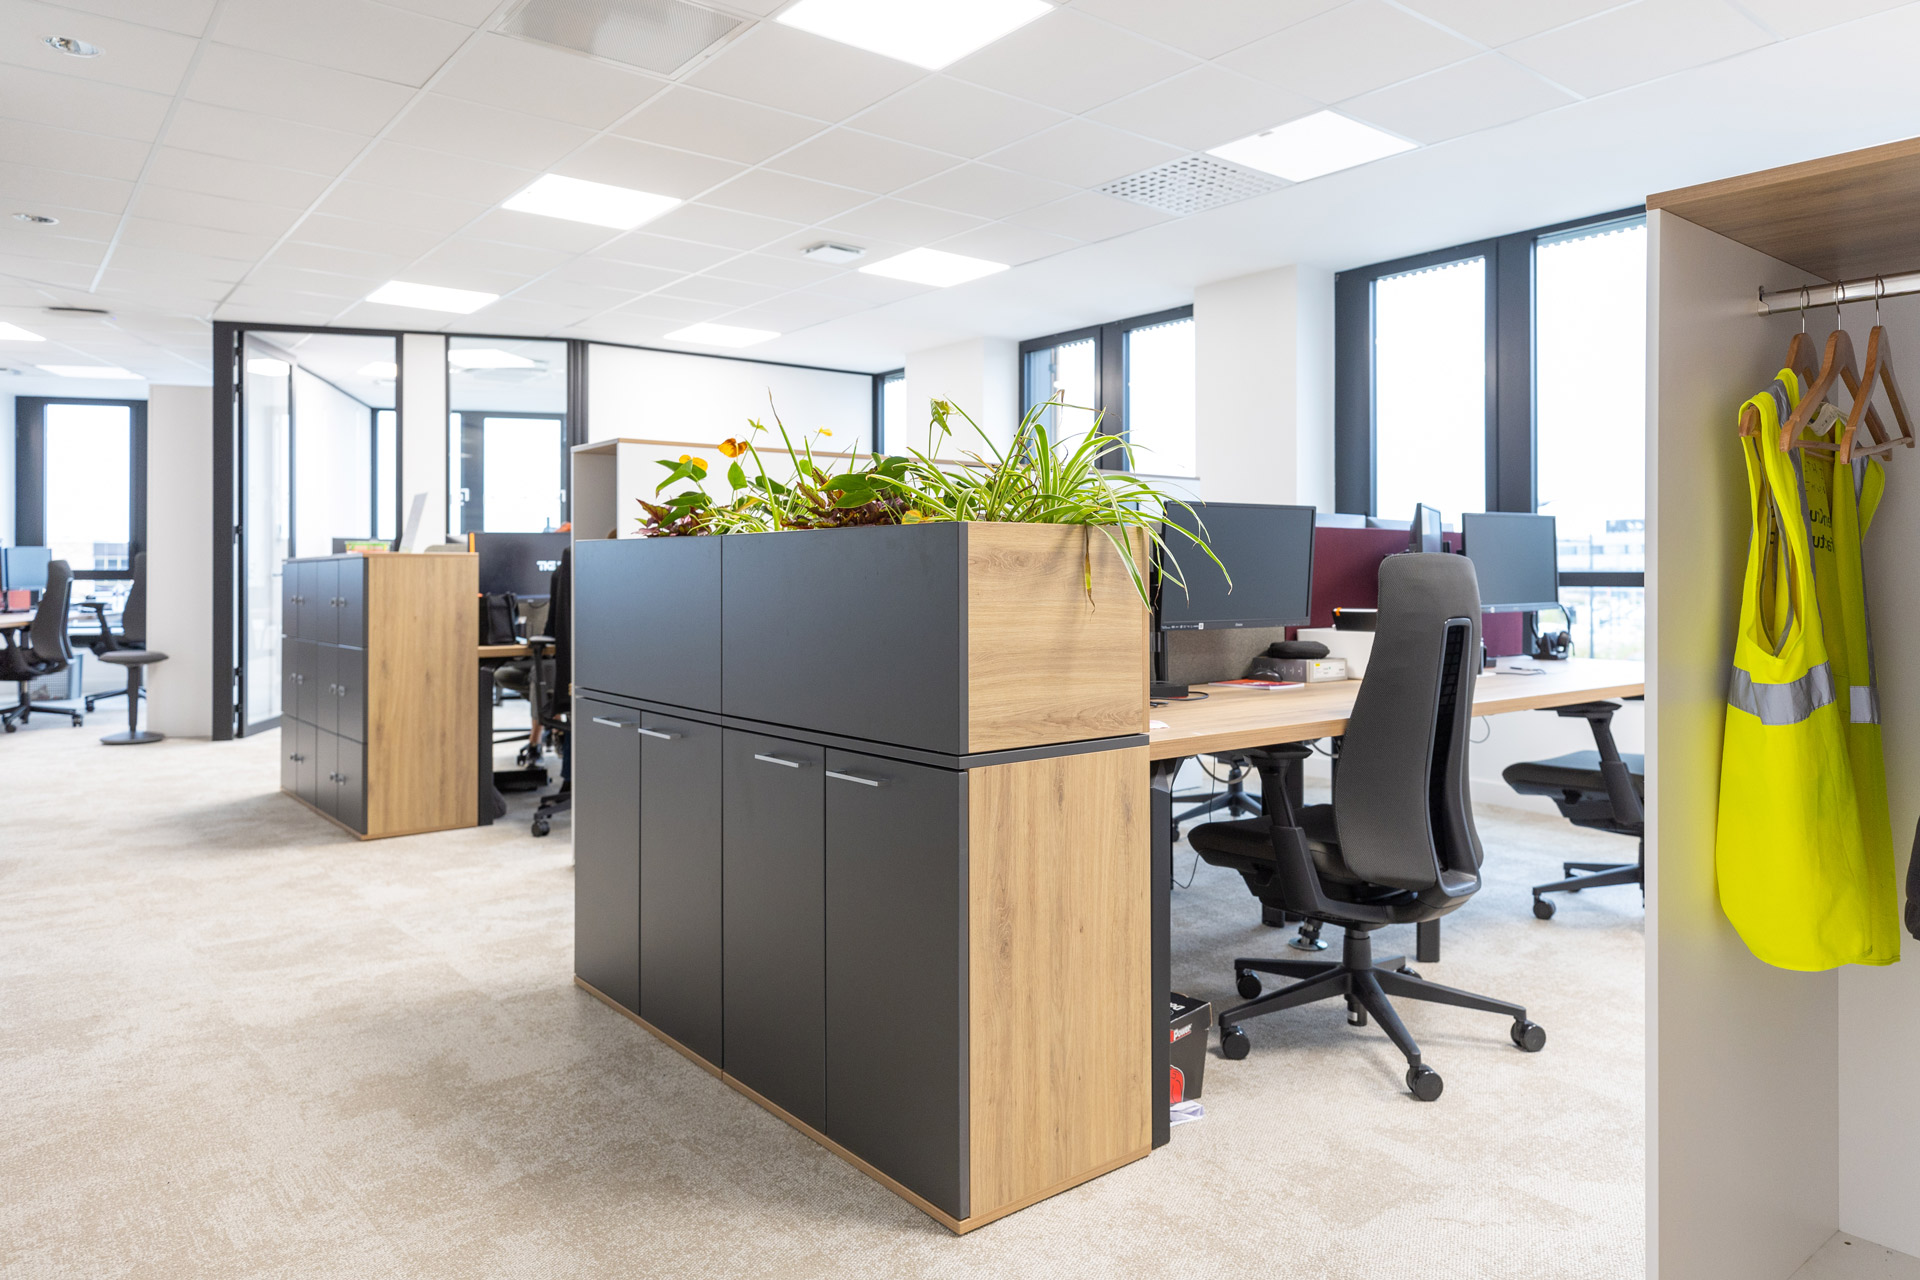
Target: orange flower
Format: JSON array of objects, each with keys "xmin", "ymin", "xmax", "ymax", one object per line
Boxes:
[
  {"xmin": 679, "ymin": 453, "xmax": 708, "ymax": 472},
  {"xmin": 718, "ymin": 437, "xmax": 747, "ymax": 458}
]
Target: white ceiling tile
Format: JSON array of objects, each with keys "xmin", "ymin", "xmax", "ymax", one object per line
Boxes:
[
  {"xmin": 563, "ymin": 313, "xmax": 681, "ymax": 346},
  {"xmin": 164, "ymin": 101, "xmax": 371, "ymax": 174},
  {"xmin": 683, "ymin": 23, "xmax": 922, "ymax": 122},
  {"xmin": 653, "ymin": 274, "xmax": 786, "ymax": 308},
  {"xmin": 1394, "ymin": 0, "xmax": 1627, "ymax": 46},
  {"xmin": 1342, "ymin": 53, "xmax": 1576, "ymax": 143},
  {"xmin": 220, "ymin": 283, "xmax": 353, "ymax": 315},
  {"xmin": 765, "ymin": 129, "xmax": 958, "ymax": 194},
  {"xmin": 596, "ymin": 233, "xmax": 739, "ymax": 273},
  {"xmin": 463, "ymin": 208, "xmax": 620, "ymax": 253},
  {"xmin": 0, "ymin": 209, "xmax": 115, "ymax": 252},
  {"xmin": 548, "ymin": 256, "xmax": 683, "ymax": 294},
  {"xmin": 558, "ymin": 137, "xmax": 745, "ymax": 200},
  {"xmin": 720, "ymin": 293, "xmax": 866, "ymax": 332},
  {"xmin": 804, "ymin": 272, "xmax": 931, "ymax": 305},
  {"xmin": 210, "ymin": 0, "xmax": 472, "ymax": 87},
  {"xmin": 263, "ymin": 240, "xmax": 414, "ymax": 278},
  {"xmin": 1088, "ymin": 65, "xmax": 1319, "ymax": 151},
  {"xmin": 186, "ymin": 43, "xmax": 414, "ymax": 133},
  {"xmin": 1734, "ymin": 0, "xmax": 1908, "ymax": 38},
  {"xmin": 702, "ymin": 251, "xmax": 843, "ymax": 290},
  {"xmin": 382, "ymin": 0, "xmax": 498, "ymax": 24},
  {"xmin": 144, "ymin": 147, "xmax": 335, "ymax": 209},
  {"xmin": 1505, "ymin": 0, "xmax": 1774, "ymax": 97},
  {"xmin": 0, "ymin": 163, "xmax": 132, "ymax": 215},
  {"xmin": 0, "ymin": 121, "xmax": 150, "ymax": 179},
  {"xmin": 348, "ymin": 142, "xmax": 535, "ymax": 205},
  {"xmin": 615, "ymin": 294, "xmax": 733, "ymax": 323},
  {"xmin": 242, "ymin": 263, "xmax": 387, "ymax": 298},
  {"xmin": 416, "ymin": 238, "xmax": 575, "ymax": 280},
  {"xmin": 0, "ymin": 254, "xmax": 96, "ymax": 287},
  {"xmin": 843, "ymin": 77, "xmax": 1068, "ymax": 159},
  {"xmin": 1069, "ymin": 0, "xmax": 1345, "ymax": 58},
  {"xmin": 292, "ymin": 212, "xmax": 449, "ymax": 258},
  {"xmin": 118, "ymin": 215, "xmax": 280, "ymax": 260},
  {"xmin": 387, "ymin": 94, "xmax": 596, "ymax": 171},
  {"xmin": 504, "ymin": 276, "xmax": 640, "ymax": 312},
  {"xmin": 112, "ymin": 246, "xmax": 255, "ymax": 282},
  {"xmin": 313, "ymin": 181, "xmax": 487, "ymax": 235},
  {"xmin": 985, "ymin": 119, "xmax": 1183, "ymax": 189},
  {"xmin": 219, "ymin": 302, "xmax": 346, "ymax": 324},
  {"xmin": 816, "ymin": 199, "xmax": 987, "ymax": 248},
  {"xmin": 614, "ymin": 87, "xmax": 825, "ymax": 165},
  {"xmin": 399, "ymin": 261, "xmax": 553, "ymax": 296},
  {"xmin": 0, "ymin": 66, "xmax": 170, "ymax": 142},
  {"xmin": 432, "ymin": 34, "xmax": 663, "ymax": 128},
  {"xmin": 948, "ymin": 9, "xmax": 1196, "ymax": 115},
  {"xmin": 131, "ymin": 187, "xmax": 305, "ymax": 238},
  {"xmin": 47, "ymin": 0, "xmax": 216, "ymax": 36},
  {"xmin": 458, "ymin": 301, "xmax": 595, "ymax": 335},
  {"xmin": 0, "ymin": 1, "xmax": 201, "ymax": 94},
  {"xmin": 1005, "ymin": 190, "xmax": 1172, "ymax": 241},
  {"xmin": 702, "ymin": 171, "xmax": 870, "ymax": 225},
  {"xmin": 894, "ymin": 164, "xmax": 1077, "ymax": 220},
  {"xmin": 930, "ymin": 221, "xmax": 1078, "ymax": 267},
  {"xmin": 335, "ymin": 299, "xmax": 462, "ymax": 328},
  {"xmin": 1220, "ymin": 0, "xmax": 1479, "ymax": 103}
]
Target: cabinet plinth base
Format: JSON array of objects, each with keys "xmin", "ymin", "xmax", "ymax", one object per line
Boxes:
[{"xmin": 278, "ymin": 786, "xmax": 474, "ymax": 841}]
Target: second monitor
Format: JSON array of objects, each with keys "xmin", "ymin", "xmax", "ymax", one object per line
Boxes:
[
  {"xmin": 473, "ymin": 531, "xmax": 569, "ymax": 600},
  {"xmin": 1461, "ymin": 512, "xmax": 1559, "ymax": 611},
  {"xmin": 1157, "ymin": 502, "xmax": 1316, "ymax": 630}
]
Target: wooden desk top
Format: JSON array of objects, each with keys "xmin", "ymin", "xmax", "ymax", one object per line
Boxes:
[
  {"xmin": 478, "ymin": 643, "xmax": 531, "ymax": 659},
  {"xmin": 1, "ymin": 611, "xmax": 31, "ymax": 631},
  {"xmin": 1148, "ymin": 657, "xmax": 1645, "ymax": 760}
]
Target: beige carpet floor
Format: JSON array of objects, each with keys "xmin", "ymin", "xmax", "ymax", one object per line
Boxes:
[{"xmin": 1, "ymin": 719, "xmax": 1644, "ymax": 1279}]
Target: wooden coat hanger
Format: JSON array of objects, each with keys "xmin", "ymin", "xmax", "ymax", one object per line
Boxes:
[
  {"xmin": 1840, "ymin": 277, "xmax": 1917, "ymax": 463},
  {"xmin": 1779, "ymin": 286, "xmax": 1890, "ymax": 452},
  {"xmin": 1743, "ymin": 288, "xmax": 1834, "ymax": 441}
]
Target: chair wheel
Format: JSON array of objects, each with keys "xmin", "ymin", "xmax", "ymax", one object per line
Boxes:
[
  {"xmin": 531, "ymin": 818, "xmax": 551, "ymax": 837},
  {"xmin": 1511, "ymin": 1019, "xmax": 1546, "ymax": 1052},
  {"xmin": 1407, "ymin": 1065, "xmax": 1443, "ymax": 1101},
  {"xmin": 1236, "ymin": 971, "xmax": 1262, "ymax": 1000},
  {"xmin": 1220, "ymin": 1026, "xmax": 1250, "ymax": 1060},
  {"xmin": 1533, "ymin": 897, "xmax": 1556, "ymax": 920}
]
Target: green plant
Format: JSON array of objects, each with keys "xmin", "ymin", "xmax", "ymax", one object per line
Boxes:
[{"xmin": 637, "ymin": 396, "xmax": 1225, "ymax": 607}]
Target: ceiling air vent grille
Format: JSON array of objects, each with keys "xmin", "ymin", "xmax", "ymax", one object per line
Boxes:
[
  {"xmin": 1098, "ymin": 155, "xmax": 1287, "ymax": 217},
  {"xmin": 500, "ymin": 0, "xmax": 740, "ymax": 77}
]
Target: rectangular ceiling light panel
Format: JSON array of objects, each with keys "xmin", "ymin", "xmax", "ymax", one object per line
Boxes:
[
  {"xmin": 500, "ymin": 0, "xmax": 741, "ymax": 75},
  {"xmin": 776, "ymin": 0, "xmax": 1051, "ymax": 70},
  {"xmin": 367, "ymin": 281, "xmax": 500, "ymax": 314},
  {"xmin": 860, "ymin": 247, "xmax": 1008, "ymax": 287},
  {"xmin": 39, "ymin": 365, "xmax": 140, "ymax": 378},
  {"xmin": 666, "ymin": 322, "xmax": 779, "ymax": 348},
  {"xmin": 504, "ymin": 174, "xmax": 680, "ymax": 230},
  {"xmin": 0, "ymin": 322, "xmax": 45, "ymax": 341},
  {"xmin": 1209, "ymin": 111, "xmax": 1415, "ymax": 183}
]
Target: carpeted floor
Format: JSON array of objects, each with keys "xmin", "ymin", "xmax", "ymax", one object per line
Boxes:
[{"xmin": 1, "ymin": 720, "xmax": 1645, "ymax": 1279}]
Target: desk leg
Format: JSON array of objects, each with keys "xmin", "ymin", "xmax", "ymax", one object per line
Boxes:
[
  {"xmin": 1416, "ymin": 919, "xmax": 1441, "ymax": 964},
  {"xmin": 1151, "ymin": 758, "xmax": 1176, "ymax": 1150},
  {"xmin": 478, "ymin": 663, "xmax": 504, "ymax": 826}
]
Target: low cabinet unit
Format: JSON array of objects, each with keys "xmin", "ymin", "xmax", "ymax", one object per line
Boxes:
[
  {"xmin": 573, "ymin": 697, "xmax": 640, "ymax": 1014},
  {"xmin": 278, "ymin": 553, "xmax": 477, "ymax": 840},
  {"xmin": 638, "ymin": 710, "xmax": 724, "ymax": 1067}
]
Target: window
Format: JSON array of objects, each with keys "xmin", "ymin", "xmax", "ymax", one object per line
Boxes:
[
  {"xmin": 1335, "ymin": 209, "xmax": 1646, "ymax": 657},
  {"xmin": 1017, "ymin": 306, "xmax": 1195, "ymax": 475},
  {"xmin": 448, "ymin": 336, "xmax": 567, "ymax": 535},
  {"xmin": 875, "ymin": 368, "xmax": 905, "ymax": 452},
  {"xmin": 375, "ymin": 410, "xmax": 397, "ymax": 541},
  {"xmin": 13, "ymin": 398, "xmax": 146, "ymax": 580}
]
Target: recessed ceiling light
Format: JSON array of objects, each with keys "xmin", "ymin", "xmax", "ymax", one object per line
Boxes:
[
  {"xmin": 365, "ymin": 281, "xmax": 499, "ymax": 314},
  {"xmin": 502, "ymin": 174, "xmax": 681, "ymax": 231},
  {"xmin": 39, "ymin": 364, "xmax": 138, "ymax": 379},
  {"xmin": 776, "ymin": 0, "xmax": 1049, "ymax": 69},
  {"xmin": 245, "ymin": 357, "xmax": 291, "ymax": 377},
  {"xmin": 0, "ymin": 322, "xmax": 45, "ymax": 341},
  {"xmin": 448, "ymin": 347, "xmax": 538, "ymax": 370},
  {"xmin": 358, "ymin": 360, "xmax": 399, "ymax": 380},
  {"xmin": 665, "ymin": 323, "xmax": 779, "ymax": 349},
  {"xmin": 43, "ymin": 35, "xmax": 101, "ymax": 57},
  {"xmin": 801, "ymin": 242, "xmax": 866, "ymax": 264},
  {"xmin": 14, "ymin": 212, "xmax": 57, "ymax": 225},
  {"xmin": 1208, "ymin": 111, "xmax": 1415, "ymax": 183},
  {"xmin": 860, "ymin": 247, "xmax": 1008, "ymax": 288}
]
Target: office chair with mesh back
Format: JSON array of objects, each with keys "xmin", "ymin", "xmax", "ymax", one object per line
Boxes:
[
  {"xmin": 1503, "ymin": 701, "xmax": 1644, "ymax": 919},
  {"xmin": 2, "ymin": 559, "xmax": 84, "ymax": 732},
  {"xmin": 1190, "ymin": 553, "xmax": 1544, "ymax": 1101}
]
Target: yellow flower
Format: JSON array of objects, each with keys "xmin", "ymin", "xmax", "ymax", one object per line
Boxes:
[
  {"xmin": 679, "ymin": 453, "xmax": 708, "ymax": 472},
  {"xmin": 903, "ymin": 509, "xmax": 925, "ymax": 524},
  {"xmin": 818, "ymin": 428, "xmax": 833, "ymax": 438},
  {"xmin": 718, "ymin": 437, "xmax": 746, "ymax": 458}
]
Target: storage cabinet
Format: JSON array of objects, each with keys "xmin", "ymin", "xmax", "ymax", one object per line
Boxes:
[
  {"xmin": 639, "ymin": 709, "xmax": 724, "ymax": 1066},
  {"xmin": 277, "ymin": 554, "xmax": 476, "ymax": 839},
  {"xmin": 574, "ymin": 537, "xmax": 721, "ymax": 712},
  {"xmin": 574, "ymin": 697, "xmax": 641, "ymax": 1014}
]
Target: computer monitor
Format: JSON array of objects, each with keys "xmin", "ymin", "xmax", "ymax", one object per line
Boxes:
[
  {"xmin": 1409, "ymin": 503, "xmax": 1444, "ymax": 554},
  {"xmin": 472, "ymin": 531, "xmax": 569, "ymax": 600},
  {"xmin": 1462, "ymin": 512, "xmax": 1559, "ymax": 612},
  {"xmin": 1156, "ymin": 502, "xmax": 1316, "ymax": 630},
  {"xmin": 2, "ymin": 546, "xmax": 52, "ymax": 594}
]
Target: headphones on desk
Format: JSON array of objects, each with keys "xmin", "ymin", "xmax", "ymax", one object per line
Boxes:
[{"xmin": 1531, "ymin": 605, "xmax": 1574, "ymax": 661}]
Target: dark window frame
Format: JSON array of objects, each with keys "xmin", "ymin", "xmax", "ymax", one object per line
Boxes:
[
  {"xmin": 448, "ymin": 408, "xmax": 571, "ymax": 537},
  {"xmin": 13, "ymin": 395, "xmax": 148, "ymax": 580},
  {"xmin": 1334, "ymin": 206, "xmax": 1645, "ymax": 595},
  {"xmin": 1018, "ymin": 304, "xmax": 1194, "ymax": 470},
  {"xmin": 873, "ymin": 367, "xmax": 904, "ymax": 454}
]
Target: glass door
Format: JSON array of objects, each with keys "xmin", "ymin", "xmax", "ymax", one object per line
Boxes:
[{"xmin": 241, "ymin": 338, "xmax": 292, "ymax": 731}]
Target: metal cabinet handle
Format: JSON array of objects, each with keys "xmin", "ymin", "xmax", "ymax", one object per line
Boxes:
[
  {"xmin": 825, "ymin": 769, "xmax": 885, "ymax": 788},
  {"xmin": 289, "ymin": 753, "xmax": 304, "ymax": 762},
  {"xmin": 591, "ymin": 715, "xmax": 637, "ymax": 728},
  {"xmin": 754, "ymin": 753, "xmax": 803, "ymax": 769},
  {"xmin": 637, "ymin": 727, "xmax": 682, "ymax": 740},
  {"xmin": 336, "ymin": 686, "xmax": 347, "ymax": 698}
]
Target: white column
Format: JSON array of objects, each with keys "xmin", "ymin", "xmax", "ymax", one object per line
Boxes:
[
  {"xmin": 144, "ymin": 385, "xmax": 213, "ymax": 738},
  {"xmin": 400, "ymin": 332, "xmax": 448, "ymax": 547},
  {"xmin": 902, "ymin": 337, "xmax": 1019, "ymax": 457}
]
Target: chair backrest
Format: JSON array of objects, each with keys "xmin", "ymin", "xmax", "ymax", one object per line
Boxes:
[
  {"xmin": 123, "ymin": 551, "xmax": 147, "ymax": 645},
  {"xmin": 30, "ymin": 560, "xmax": 74, "ymax": 666},
  {"xmin": 546, "ymin": 545, "xmax": 571, "ymax": 721},
  {"xmin": 1330, "ymin": 552, "xmax": 1483, "ymax": 892}
]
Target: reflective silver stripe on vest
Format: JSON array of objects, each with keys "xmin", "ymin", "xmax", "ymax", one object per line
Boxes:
[
  {"xmin": 1728, "ymin": 662, "xmax": 1836, "ymax": 725},
  {"xmin": 1851, "ymin": 685, "xmax": 1880, "ymax": 725}
]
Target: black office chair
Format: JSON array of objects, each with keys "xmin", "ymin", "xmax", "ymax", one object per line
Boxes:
[
  {"xmin": 492, "ymin": 598, "xmax": 554, "ymax": 791},
  {"xmin": 2, "ymin": 559, "xmax": 84, "ymax": 732},
  {"xmin": 529, "ymin": 546, "xmax": 571, "ymax": 838},
  {"xmin": 1190, "ymin": 554, "xmax": 1544, "ymax": 1100},
  {"xmin": 1503, "ymin": 701, "xmax": 1644, "ymax": 919}
]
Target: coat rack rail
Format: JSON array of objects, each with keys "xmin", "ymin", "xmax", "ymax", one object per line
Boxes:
[{"xmin": 1757, "ymin": 271, "xmax": 1920, "ymax": 315}]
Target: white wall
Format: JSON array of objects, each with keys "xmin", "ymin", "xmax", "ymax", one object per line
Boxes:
[
  {"xmin": 290, "ymin": 368, "xmax": 372, "ymax": 558},
  {"xmin": 588, "ymin": 344, "xmax": 873, "ymax": 453},
  {"xmin": 1193, "ymin": 264, "xmax": 1336, "ymax": 510},
  {"xmin": 0, "ymin": 390, "xmax": 13, "ymax": 545},
  {"xmin": 144, "ymin": 385, "xmax": 212, "ymax": 738},
  {"xmin": 901, "ymin": 337, "xmax": 1018, "ymax": 457},
  {"xmin": 400, "ymin": 333, "xmax": 447, "ymax": 548},
  {"xmin": 1648, "ymin": 210, "xmax": 1837, "ymax": 1280}
]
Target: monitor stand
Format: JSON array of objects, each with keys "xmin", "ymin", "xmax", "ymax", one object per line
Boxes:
[{"xmin": 1151, "ymin": 680, "xmax": 1189, "ymax": 699}]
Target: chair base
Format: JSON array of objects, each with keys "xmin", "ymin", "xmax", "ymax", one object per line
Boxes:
[
  {"xmin": 531, "ymin": 784, "xmax": 570, "ymax": 838},
  {"xmin": 2, "ymin": 697, "xmax": 85, "ymax": 731},
  {"xmin": 102, "ymin": 730, "xmax": 165, "ymax": 745},
  {"xmin": 1531, "ymin": 844, "xmax": 1644, "ymax": 919},
  {"xmin": 1217, "ymin": 927, "xmax": 1543, "ymax": 1099}
]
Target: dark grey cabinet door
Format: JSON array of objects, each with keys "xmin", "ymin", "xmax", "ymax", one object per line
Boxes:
[
  {"xmin": 723, "ymin": 730, "xmax": 826, "ymax": 1130},
  {"xmin": 573, "ymin": 538, "xmax": 722, "ymax": 710},
  {"xmin": 824, "ymin": 749, "xmax": 968, "ymax": 1220},
  {"xmin": 303, "ymin": 561, "xmax": 338, "ymax": 645},
  {"xmin": 294, "ymin": 720, "xmax": 319, "ymax": 806},
  {"xmin": 575, "ymin": 698, "xmax": 642, "ymax": 1014},
  {"xmin": 280, "ymin": 564, "xmax": 298, "ymax": 642},
  {"xmin": 335, "ymin": 557, "xmax": 365, "ymax": 645},
  {"xmin": 640, "ymin": 710, "xmax": 723, "ymax": 1065},
  {"xmin": 285, "ymin": 639, "xmax": 311, "ymax": 724},
  {"xmin": 280, "ymin": 722, "xmax": 301, "ymax": 793},
  {"xmin": 315, "ymin": 643, "xmax": 339, "ymax": 736},
  {"xmin": 335, "ymin": 647, "xmax": 365, "ymax": 743},
  {"xmin": 333, "ymin": 736, "xmax": 365, "ymax": 833},
  {"xmin": 315, "ymin": 729, "xmax": 340, "ymax": 820}
]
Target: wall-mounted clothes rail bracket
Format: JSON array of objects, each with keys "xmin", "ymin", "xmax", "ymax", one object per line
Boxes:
[{"xmin": 1757, "ymin": 271, "xmax": 1920, "ymax": 315}]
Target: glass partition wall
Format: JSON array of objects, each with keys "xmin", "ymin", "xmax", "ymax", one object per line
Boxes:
[{"xmin": 448, "ymin": 337, "xmax": 567, "ymax": 536}]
